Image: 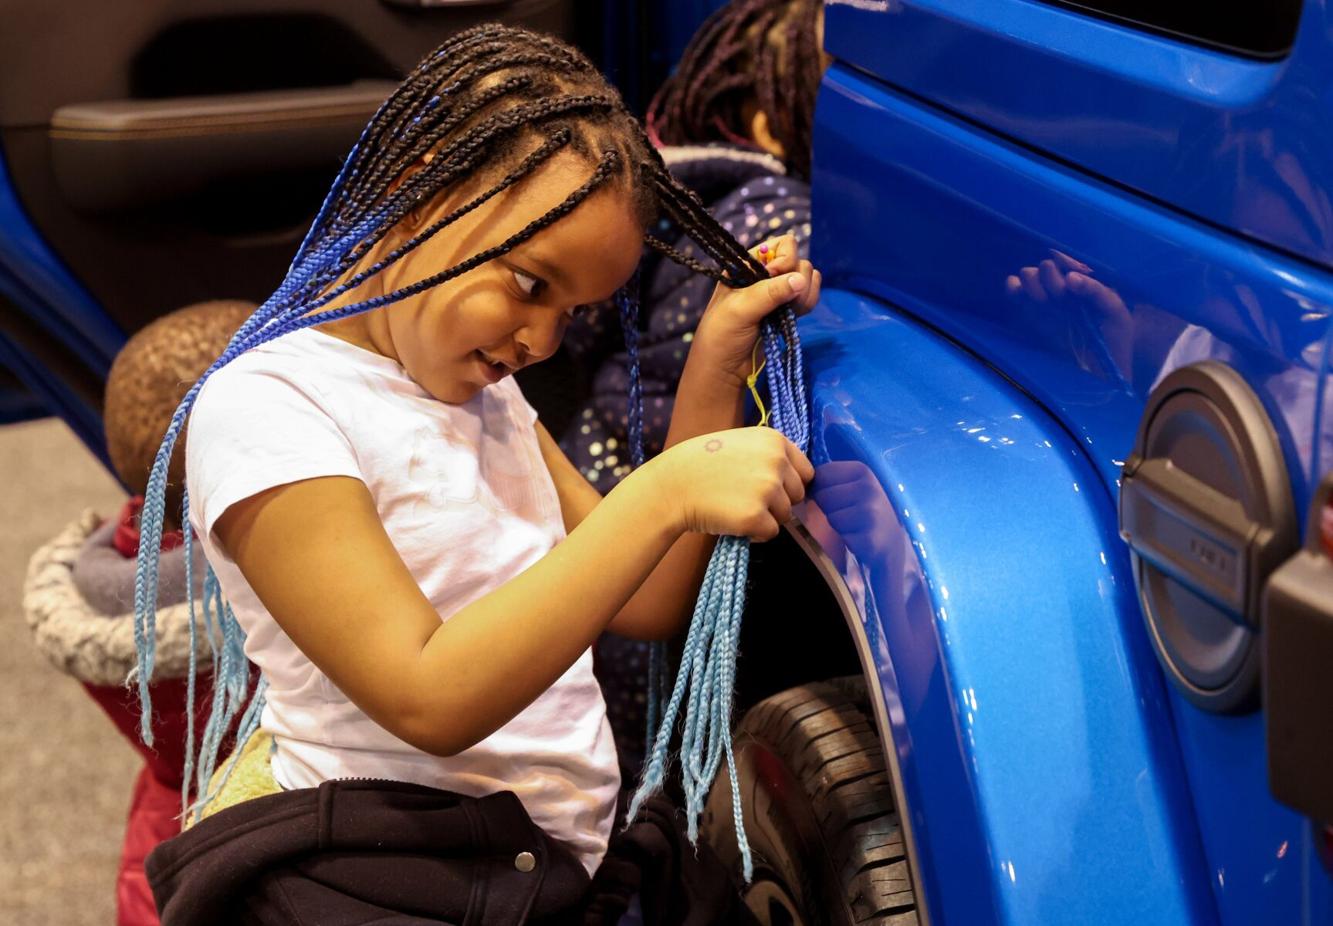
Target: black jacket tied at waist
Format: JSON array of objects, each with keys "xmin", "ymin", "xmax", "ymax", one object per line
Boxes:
[
  {"xmin": 147, "ymin": 779, "xmax": 758, "ymax": 926},
  {"xmin": 147, "ymin": 779, "xmax": 591, "ymax": 926}
]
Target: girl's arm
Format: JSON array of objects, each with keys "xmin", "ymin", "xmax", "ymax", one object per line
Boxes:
[
  {"xmin": 539, "ymin": 235, "xmax": 821, "ymax": 640},
  {"xmin": 215, "ymin": 426, "xmax": 810, "ymax": 759}
]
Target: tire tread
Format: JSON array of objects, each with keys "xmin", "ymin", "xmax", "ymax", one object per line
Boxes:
[{"xmin": 735, "ymin": 678, "xmax": 917, "ymax": 925}]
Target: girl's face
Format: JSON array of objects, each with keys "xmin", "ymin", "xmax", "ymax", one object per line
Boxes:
[{"xmin": 326, "ymin": 153, "xmax": 644, "ymax": 404}]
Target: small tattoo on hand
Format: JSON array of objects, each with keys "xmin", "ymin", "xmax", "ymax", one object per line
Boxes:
[{"xmin": 705, "ymin": 439, "xmax": 723, "ymax": 453}]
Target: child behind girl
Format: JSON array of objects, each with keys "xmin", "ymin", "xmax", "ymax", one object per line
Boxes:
[
  {"xmin": 564, "ymin": 0, "xmax": 824, "ymax": 482},
  {"xmin": 561, "ymin": 0, "xmax": 825, "ymax": 783},
  {"xmin": 24, "ymin": 300, "xmax": 252, "ymax": 926},
  {"xmin": 135, "ymin": 25, "xmax": 819, "ymax": 924}
]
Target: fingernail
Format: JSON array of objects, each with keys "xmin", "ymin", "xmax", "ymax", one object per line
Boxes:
[
  {"xmin": 759, "ymin": 243, "xmax": 769, "ymax": 255},
  {"xmin": 787, "ymin": 274, "xmax": 807, "ymax": 293}
]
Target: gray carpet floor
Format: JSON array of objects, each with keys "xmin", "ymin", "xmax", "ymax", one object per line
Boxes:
[{"xmin": 0, "ymin": 418, "xmax": 140, "ymax": 925}]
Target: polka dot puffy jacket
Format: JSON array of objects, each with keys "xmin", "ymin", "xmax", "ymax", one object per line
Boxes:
[
  {"xmin": 560, "ymin": 144, "xmax": 812, "ymax": 488},
  {"xmin": 560, "ymin": 144, "xmax": 812, "ymax": 783}
]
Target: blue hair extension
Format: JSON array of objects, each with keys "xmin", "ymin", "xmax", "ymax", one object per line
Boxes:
[
  {"xmin": 186, "ymin": 675, "xmax": 270, "ymax": 824},
  {"xmin": 618, "ymin": 270, "xmax": 646, "ymax": 472},
  {"xmin": 628, "ymin": 302, "xmax": 809, "ymax": 883},
  {"xmin": 617, "ymin": 268, "xmax": 672, "ymax": 746},
  {"xmin": 179, "ymin": 485, "xmax": 199, "ymax": 812}
]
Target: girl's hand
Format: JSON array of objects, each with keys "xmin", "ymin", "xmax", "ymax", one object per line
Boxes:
[
  {"xmin": 645, "ymin": 426, "xmax": 815, "ymax": 541},
  {"xmin": 692, "ymin": 234, "xmax": 822, "ymax": 390}
]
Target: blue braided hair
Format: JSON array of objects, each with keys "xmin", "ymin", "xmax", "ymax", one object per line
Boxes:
[
  {"xmin": 132, "ymin": 25, "xmax": 810, "ymax": 857},
  {"xmin": 620, "ymin": 189, "xmax": 811, "ymax": 882}
]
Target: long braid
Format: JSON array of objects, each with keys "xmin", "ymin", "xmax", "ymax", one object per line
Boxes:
[
  {"xmin": 134, "ymin": 27, "xmax": 811, "ymax": 876},
  {"xmin": 615, "ymin": 113, "xmax": 810, "ymax": 882}
]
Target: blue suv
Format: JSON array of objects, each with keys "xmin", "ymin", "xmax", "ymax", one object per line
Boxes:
[{"xmin": 692, "ymin": 2, "xmax": 1332, "ymax": 924}]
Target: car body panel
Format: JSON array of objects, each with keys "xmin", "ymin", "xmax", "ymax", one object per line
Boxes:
[
  {"xmin": 0, "ymin": 149, "xmax": 118, "ymax": 455},
  {"xmin": 799, "ymin": 288, "xmax": 1216, "ymax": 924},
  {"xmin": 823, "ymin": 0, "xmax": 1333, "ymax": 271},
  {"xmin": 808, "ymin": 19, "xmax": 1333, "ymax": 923},
  {"xmin": 812, "ymin": 61, "xmax": 1333, "ymax": 526}
]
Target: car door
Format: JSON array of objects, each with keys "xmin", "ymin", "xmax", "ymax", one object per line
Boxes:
[{"xmin": 0, "ymin": 0, "xmax": 579, "ymax": 455}]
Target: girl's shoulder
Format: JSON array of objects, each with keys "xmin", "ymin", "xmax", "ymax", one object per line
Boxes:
[{"xmin": 194, "ymin": 328, "xmax": 407, "ymax": 414}]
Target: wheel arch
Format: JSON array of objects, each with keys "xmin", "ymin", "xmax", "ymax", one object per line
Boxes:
[{"xmin": 767, "ymin": 289, "xmax": 1220, "ymax": 925}]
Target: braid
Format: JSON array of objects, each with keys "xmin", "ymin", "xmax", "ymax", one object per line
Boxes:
[
  {"xmin": 644, "ymin": 165, "xmax": 767, "ymax": 285},
  {"xmin": 620, "ymin": 96, "xmax": 812, "ymax": 888},
  {"xmin": 648, "ymin": 0, "xmax": 823, "ymax": 178},
  {"xmin": 644, "ymin": 234, "xmax": 719, "ymax": 280},
  {"xmin": 290, "ymin": 151, "xmax": 623, "ymax": 335}
]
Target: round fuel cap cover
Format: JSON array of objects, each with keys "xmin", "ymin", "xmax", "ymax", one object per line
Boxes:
[{"xmin": 1124, "ymin": 361, "xmax": 1297, "ymax": 713}]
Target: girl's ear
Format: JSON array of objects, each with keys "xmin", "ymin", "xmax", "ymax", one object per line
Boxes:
[
  {"xmin": 748, "ymin": 108, "xmax": 786, "ymax": 160},
  {"xmin": 387, "ymin": 151, "xmax": 438, "ymax": 232}
]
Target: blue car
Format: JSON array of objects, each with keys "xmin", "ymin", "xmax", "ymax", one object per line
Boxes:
[
  {"xmin": 693, "ymin": 2, "xmax": 1333, "ymax": 924},
  {"xmin": 5, "ymin": 2, "xmax": 1332, "ymax": 924}
]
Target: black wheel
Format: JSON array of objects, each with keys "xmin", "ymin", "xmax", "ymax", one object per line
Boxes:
[{"xmin": 700, "ymin": 678, "xmax": 918, "ymax": 926}]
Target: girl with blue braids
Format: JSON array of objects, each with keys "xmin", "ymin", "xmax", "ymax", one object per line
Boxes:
[{"xmin": 134, "ymin": 24, "xmax": 819, "ymax": 925}]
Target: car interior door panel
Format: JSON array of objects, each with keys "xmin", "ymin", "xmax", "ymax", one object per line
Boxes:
[{"xmin": 0, "ymin": 0, "xmax": 576, "ymax": 335}]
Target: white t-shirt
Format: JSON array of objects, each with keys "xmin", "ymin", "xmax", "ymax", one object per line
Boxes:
[{"xmin": 185, "ymin": 327, "xmax": 620, "ymax": 874}]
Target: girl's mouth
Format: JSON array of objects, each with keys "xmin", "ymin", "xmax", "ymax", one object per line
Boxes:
[{"xmin": 474, "ymin": 350, "xmax": 513, "ymax": 384}]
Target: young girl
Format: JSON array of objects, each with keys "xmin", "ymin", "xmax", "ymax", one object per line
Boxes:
[{"xmin": 135, "ymin": 24, "xmax": 819, "ymax": 923}]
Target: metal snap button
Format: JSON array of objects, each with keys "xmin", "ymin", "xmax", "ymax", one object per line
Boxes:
[{"xmin": 514, "ymin": 851, "xmax": 536, "ymax": 873}]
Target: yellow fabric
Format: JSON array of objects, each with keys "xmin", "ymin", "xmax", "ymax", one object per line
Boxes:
[{"xmin": 185, "ymin": 730, "xmax": 282, "ymax": 829}]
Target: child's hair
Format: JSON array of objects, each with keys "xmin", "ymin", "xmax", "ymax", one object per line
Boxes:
[
  {"xmin": 133, "ymin": 27, "xmax": 808, "ymax": 870},
  {"xmin": 647, "ymin": 0, "xmax": 824, "ymax": 178},
  {"xmin": 104, "ymin": 300, "xmax": 254, "ymax": 530}
]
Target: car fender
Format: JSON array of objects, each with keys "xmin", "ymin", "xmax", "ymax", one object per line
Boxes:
[{"xmin": 792, "ymin": 288, "xmax": 1217, "ymax": 925}]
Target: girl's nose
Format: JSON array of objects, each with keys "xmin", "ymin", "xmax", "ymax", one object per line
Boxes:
[{"xmin": 514, "ymin": 313, "xmax": 564, "ymax": 363}]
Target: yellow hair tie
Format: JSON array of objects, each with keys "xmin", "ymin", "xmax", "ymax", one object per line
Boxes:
[{"xmin": 746, "ymin": 339, "xmax": 770, "ymax": 428}]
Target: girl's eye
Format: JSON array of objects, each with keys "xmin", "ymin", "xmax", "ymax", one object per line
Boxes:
[{"xmin": 512, "ymin": 268, "xmax": 544, "ymax": 299}]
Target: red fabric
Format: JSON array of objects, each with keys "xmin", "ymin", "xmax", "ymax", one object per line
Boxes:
[
  {"xmin": 83, "ymin": 678, "xmax": 204, "ymax": 790},
  {"xmin": 82, "ymin": 680, "xmax": 198, "ymax": 926},
  {"xmin": 85, "ymin": 499, "xmax": 245, "ymax": 921},
  {"xmin": 117, "ymin": 768, "xmax": 179, "ymax": 926},
  {"xmin": 112, "ymin": 496, "xmax": 185, "ymax": 559},
  {"xmin": 82, "ymin": 673, "xmax": 255, "ymax": 925}
]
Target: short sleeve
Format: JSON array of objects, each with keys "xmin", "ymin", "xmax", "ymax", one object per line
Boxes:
[
  {"xmin": 185, "ymin": 360, "xmax": 362, "ymax": 544},
  {"xmin": 502, "ymin": 375, "xmax": 541, "ymax": 427}
]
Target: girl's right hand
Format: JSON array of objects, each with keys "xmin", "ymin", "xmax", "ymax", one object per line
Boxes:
[{"xmin": 646, "ymin": 427, "xmax": 815, "ymax": 541}]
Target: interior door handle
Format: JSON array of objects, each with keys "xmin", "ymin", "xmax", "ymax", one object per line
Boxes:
[{"xmin": 49, "ymin": 81, "xmax": 397, "ymax": 214}]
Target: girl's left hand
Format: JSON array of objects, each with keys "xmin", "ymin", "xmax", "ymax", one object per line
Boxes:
[{"xmin": 691, "ymin": 234, "xmax": 821, "ymax": 390}]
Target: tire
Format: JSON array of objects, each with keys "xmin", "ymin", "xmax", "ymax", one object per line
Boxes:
[{"xmin": 700, "ymin": 678, "xmax": 918, "ymax": 926}]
